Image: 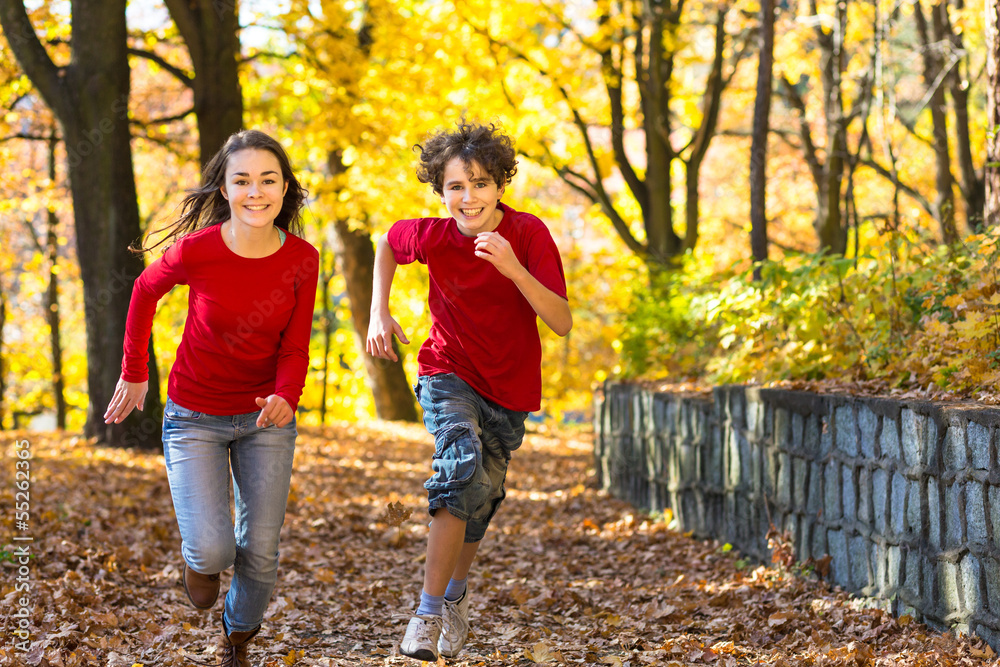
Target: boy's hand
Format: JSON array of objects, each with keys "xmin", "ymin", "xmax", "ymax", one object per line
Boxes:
[
  {"xmin": 367, "ymin": 311, "xmax": 410, "ymax": 362},
  {"xmin": 475, "ymin": 232, "xmax": 524, "ymax": 279},
  {"xmin": 104, "ymin": 377, "xmax": 148, "ymax": 424}
]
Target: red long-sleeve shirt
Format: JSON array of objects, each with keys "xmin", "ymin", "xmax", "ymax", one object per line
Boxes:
[{"xmin": 121, "ymin": 224, "xmax": 319, "ymax": 414}]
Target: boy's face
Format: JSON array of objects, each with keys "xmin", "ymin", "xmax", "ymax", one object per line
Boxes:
[{"xmin": 441, "ymin": 157, "xmax": 505, "ymax": 237}]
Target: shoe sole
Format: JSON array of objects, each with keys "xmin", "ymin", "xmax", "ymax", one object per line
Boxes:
[
  {"xmin": 400, "ymin": 646, "xmax": 438, "ymax": 661},
  {"xmin": 182, "ymin": 561, "xmax": 219, "ymax": 610}
]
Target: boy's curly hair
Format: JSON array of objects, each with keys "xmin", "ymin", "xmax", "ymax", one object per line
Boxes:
[{"xmin": 414, "ymin": 120, "xmax": 518, "ymax": 196}]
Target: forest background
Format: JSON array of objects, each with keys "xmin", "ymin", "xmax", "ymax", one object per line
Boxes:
[{"xmin": 0, "ymin": 0, "xmax": 997, "ymax": 447}]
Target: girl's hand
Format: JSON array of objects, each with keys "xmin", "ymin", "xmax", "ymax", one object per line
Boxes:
[
  {"xmin": 475, "ymin": 232, "xmax": 524, "ymax": 279},
  {"xmin": 366, "ymin": 310, "xmax": 409, "ymax": 362},
  {"xmin": 104, "ymin": 377, "xmax": 149, "ymax": 424},
  {"xmin": 255, "ymin": 395, "xmax": 293, "ymax": 428}
]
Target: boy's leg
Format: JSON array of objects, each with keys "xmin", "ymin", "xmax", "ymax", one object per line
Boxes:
[{"xmin": 424, "ymin": 510, "xmax": 468, "ymax": 596}]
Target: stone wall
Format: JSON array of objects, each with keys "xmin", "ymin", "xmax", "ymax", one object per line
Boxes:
[{"xmin": 593, "ymin": 382, "xmax": 1000, "ymax": 645}]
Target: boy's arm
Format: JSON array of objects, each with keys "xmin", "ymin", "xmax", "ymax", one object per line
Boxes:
[
  {"xmin": 475, "ymin": 232, "xmax": 573, "ymax": 337},
  {"xmin": 366, "ymin": 234, "xmax": 410, "ymax": 362}
]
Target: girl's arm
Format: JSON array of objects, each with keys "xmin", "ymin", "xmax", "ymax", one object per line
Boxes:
[{"xmin": 105, "ymin": 247, "xmax": 187, "ymax": 423}]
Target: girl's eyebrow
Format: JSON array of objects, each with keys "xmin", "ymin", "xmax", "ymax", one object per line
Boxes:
[{"xmin": 232, "ymin": 171, "xmax": 279, "ymax": 177}]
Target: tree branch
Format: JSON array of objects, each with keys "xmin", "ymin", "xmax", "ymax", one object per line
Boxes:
[
  {"xmin": 127, "ymin": 47, "xmax": 193, "ymax": 87},
  {"xmin": 0, "ymin": 3, "xmax": 68, "ymax": 119}
]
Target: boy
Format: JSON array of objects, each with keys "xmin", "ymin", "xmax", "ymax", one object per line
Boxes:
[{"xmin": 366, "ymin": 120, "xmax": 572, "ymax": 661}]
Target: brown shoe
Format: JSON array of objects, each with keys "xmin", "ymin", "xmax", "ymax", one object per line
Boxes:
[
  {"xmin": 217, "ymin": 619, "xmax": 260, "ymax": 667},
  {"xmin": 182, "ymin": 560, "xmax": 221, "ymax": 610}
]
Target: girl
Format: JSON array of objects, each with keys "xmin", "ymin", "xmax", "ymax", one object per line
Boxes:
[{"xmin": 104, "ymin": 130, "xmax": 319, "ymax": 666}]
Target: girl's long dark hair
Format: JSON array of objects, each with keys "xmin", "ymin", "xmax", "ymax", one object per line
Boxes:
[{"xmin": 134, "ymin": 130, "xmax": 307, "ymax": 254}]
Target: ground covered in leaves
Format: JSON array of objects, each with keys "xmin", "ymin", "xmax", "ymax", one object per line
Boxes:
[{"xmin": 2, "ymin": 422, "xmax": 999, "ymax": 666}]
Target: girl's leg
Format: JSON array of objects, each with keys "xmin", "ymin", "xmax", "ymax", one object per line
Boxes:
[
  {"xmin": 162, "ymin": 404, "xmax": 236, "ymax": 575},
  {"xmin": 224, "ymin": 419, "xmax": 297, "ymax": 633}
]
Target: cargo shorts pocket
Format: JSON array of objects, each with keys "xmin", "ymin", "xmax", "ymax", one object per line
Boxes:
[{"xmin": 425, "ymin": 423, "xmax": 481, "ymax": 491}]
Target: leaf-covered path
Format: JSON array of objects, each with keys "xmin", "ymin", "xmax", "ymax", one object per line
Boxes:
[{"xmin": 2, "ymin": 422, "xmax": 998, "ymax": 666}]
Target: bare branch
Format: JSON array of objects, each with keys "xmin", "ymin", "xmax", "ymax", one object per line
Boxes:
[{"xmin": 127, "ymin": 47, "xmax": 193, "ymax": 87}]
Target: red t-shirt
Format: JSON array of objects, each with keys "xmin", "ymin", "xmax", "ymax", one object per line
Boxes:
[
  {"xmin": 387, "ymin": 203, "xmax": 567, "ymax": 412},
  {"xmin": 121, "ymin": 225, "xmax": 319, "ymax": 415}
]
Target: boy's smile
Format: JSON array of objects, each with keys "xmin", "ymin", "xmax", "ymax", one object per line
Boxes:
[{"xmin": 441, "ymin": 157, "xmax": 504, "ymax": 237}]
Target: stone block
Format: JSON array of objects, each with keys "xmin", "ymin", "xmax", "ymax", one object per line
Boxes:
[
  {"xmin": 820, "ymin": 417, "xmax": 833, "ymax": 458},
  {"xmin": 793, "ymin": 457, "xmax": 808, "ymax": 508},
  {"xmin": 774, "ymin": 407, "xmax": 791, "ymax": 449},
  {"xmin": 849, "ymin": 536, "xmax": 871, "ymax": 590},
  {"xmin": 798, "ymin": 517, "xmax": 813, "ymax": 560},
  {"xmin": 923, "ymin": 555, "xmax": 937, "ymax": 617},
  {"xmin": 961, "ymin": 554, "xmax": 983, "ymax": 615},
  {"xmin": 891, "ymin": 472, "xmax": 907, "ymax": 537},
  {"xmin": 842, "ymin": 464, "xmax": 857, "ymax": 523},
  {"xmin": 728, "ymin": 430, "xmax": 742, "ymax": 486},
  {"xmin": 729, "ymin": 389, "xmax": 745, "ymax": 429},
  {"xmin": 792, "ymin": 412, "xmax": 805, "ymax": 451},
  {"xmin": 873, "ymin": 468, "xmax": 889, "ymax": 534},
  {"xmin": 902, "ymin": 409, "xmax": 923, "ymax": 468},
  {"xmin": 967, "ymin": 481, "xmax": 988, "ymax": 547},
  {"xmin": 984, "ymin": 556, "xmax": 1000, "ymax": 617},
  {"xmin": 945, "ymin": 483, "xmax": 964, "ymax": 549},
  {"xmin": 746, "ymin": 395, "xmax": 763, "ymax": 439},
  {"xmin": 928, "ymin": 477, "xmax": 941, "ymax": 550},
  {"xmin": 903, "ymin": 549, "xmax": 922, "ymax": 603},
  {"xmin": 944, "ymin": 418, "xmax": 968, "ymax": 472},
  {"xmin": 836, "ymin": 405, "xmax": 858, "ymax": 457},
  {"xmin": 858, "ymin": 468, "xmax": 872, "ymax": 526},
  {"xmin": 969, "ymin": 421, "xmax": 991, "ymax": 471},
  {"xmin": 940, "ymin": 559, "xmax": 961, "ymax": 617},
  {"xmin": 825, "ymin": 462, "xmax": 842, "ymax": 521},
  {"xmin": 906, "ymin": 479, "xmax": 923, "ymax": 537},
  {"xmin": 803, "ymin": 415, "xmax": 821, "ymax": 456},
  {"xmin": 886, "ymin": 544, "xmax": 902, "ymax": 594},
  {"xmin": 828, "ymin": 528, "xmax": 849, "ymax": 587},
  {"xmin": 807, "ymin": 461, "xmax": 824, "ymax": 516},
  {"xmin": 881, "ymin": 417, "xmax": 901, "ymax": 460},
  {"xmin": 777, "ymin": 452, "xmax": 792, "ymax": 507},
  {"xmin": 858, "ymin": 405, "xmax": 878, "ymax": 459},
  {"xmin": 812, "ymin": 525, "xmax": 828, "ymax": 560}
]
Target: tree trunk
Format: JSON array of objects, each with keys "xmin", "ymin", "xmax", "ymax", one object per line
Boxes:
[
  {"xmin": 985, "ymin": 0, "xmax": 999, "ymax": 227},
  {"xmin": 43, "ymin": 134, "xmax": 67, "ymax": 429},
  {"xmin": 0, "ymin": 0, "xmax": 163, "ymax": 448},
  {"xmin": 0, "ymin": 286, "xmax": 5, "ymax": 431},
  {"xmin": 914, "ymin": 1, "xmax": 958, "ymax": 243},
  {"xmin": 318, "ymin": 240, "xmax": 336, "ymax": 425},
  {"xmin": 815, "ymin": 0, "xmax": 849, "ymax": 255},
  {"xmin": 946, "ymin": 0, "xmax": 984, "ymax": 230},
  {"xmin": 750, "ymin": 0, "xmax": 775, "ymax": 279},
  {"xmin": 330, "ymin": 218, "xmax": 418, "ymax": 422},
  {"xmin": 163, "ymin": 0, "xmax": 243, "ymax": 165}
]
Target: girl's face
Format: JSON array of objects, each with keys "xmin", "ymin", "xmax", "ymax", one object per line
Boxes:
[
  {"xmin": 440, "ymin": 157, "xmax": 505, "ymax": 237},
  {"xmin": 220, "ymin": 149, "xmax": 288, "ymax": 230}
]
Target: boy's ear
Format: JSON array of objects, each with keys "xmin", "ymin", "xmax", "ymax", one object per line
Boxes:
[{"xmin": 497, "ymin": 184, "xmax": 505, "ymax": 199}]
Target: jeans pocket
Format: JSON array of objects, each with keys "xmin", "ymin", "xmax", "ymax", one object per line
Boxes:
[
  {"xmin": 164, "ymin": 399, "xmax": 202, "ymax": 421},
  {"xmin": 425, "ymin": 423, "xmax": 481, "ymax": 491}
]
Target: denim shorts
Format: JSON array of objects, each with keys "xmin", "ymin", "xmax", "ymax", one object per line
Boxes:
[{"xmin": 415, "ymin": 373, "xmax": 529, "ymax": 543}]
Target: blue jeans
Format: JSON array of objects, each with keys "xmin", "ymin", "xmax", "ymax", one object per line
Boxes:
[
  {"xmin": 162, "ymin": 397, "xmax": 296, "ymax": 632},
  {"xmin": 416, "ymin": 374, "xmax": 529, "ymax": 543}
]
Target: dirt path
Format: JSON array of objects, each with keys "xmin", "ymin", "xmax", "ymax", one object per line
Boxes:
[{"xmin": 0, "ymin": 423, "xmax": 996, "ymax": 666}]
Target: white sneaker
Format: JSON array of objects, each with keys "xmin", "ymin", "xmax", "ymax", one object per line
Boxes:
[
  {"xmin": 438, "ymin": 589, "xmax": 471, "ymax": 658},
  {"xmin": 400, "ymin": 614, "xmax": 442, "ymax": 661}
]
